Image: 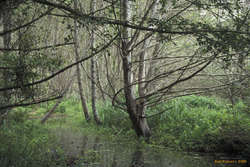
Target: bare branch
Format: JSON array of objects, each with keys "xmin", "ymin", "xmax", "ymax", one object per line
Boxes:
[
  {"xmin": 0, "ymin": 42, "xmax": 74, "ymax": 52},
  {"xmin": 32, "ymin": 0, "xmax": 250, "ymax": 35},
  {"xmin": 0, "ymin": 8, "xmax": 54, "ymax": 36},
  {"xmin": 0, "ymin": 95, "xmax": 63, "ymax": 111},
  {"xmin": 0, "ymin": 33, "xmax": 119, "ymax": 92}
]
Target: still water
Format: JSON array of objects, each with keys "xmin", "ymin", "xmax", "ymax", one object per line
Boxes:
[{"xmin": 51, "ymin": 127, "xmax": 248, "ymax": 167}]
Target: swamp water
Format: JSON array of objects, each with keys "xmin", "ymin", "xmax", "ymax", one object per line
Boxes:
[{"xmin": 50, "ymin": 127, "xmax": 248, "ymax": 167}]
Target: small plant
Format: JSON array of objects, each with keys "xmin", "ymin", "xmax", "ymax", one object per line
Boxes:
[
  {"xmin": 0, "ymin": 110, "xmax": 67, "ymax": 167},
  {"xmin": 7, "ymin": 107, "xmax": 29, "ymax": 123},
  {"xmin": 149, "ymin": 95, "xmax": 250, "ymax": 154}
]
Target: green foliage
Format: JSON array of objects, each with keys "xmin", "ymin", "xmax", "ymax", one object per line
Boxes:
[
  {"xmin": 175, "ymin": 95, "xmax": 225, "ymax": 109},
  {"xmin": 90, "ymin": 96, "xmax": 250, "ymax": 155},
  {"xmin": 39, "ymin": 98, "xmax": 79, "ymax": 114},
  {"xmin": 82, "ymin": 149, "xmax": 101, "ymax": 163},
  {"xmin": 0, "ymin": 39, "xmax": 64, "ymax": 102},
  {"xmin": 0, "ymin": 117, "xmax": 66, "ymax": 167},
  {"xmin": 150, "ymin": 95, "xmax": 250, "ymax": 154},
  {"xmin": 7, "ymin": 107, "xmax": 30, "ymax": 123},
  {"xmin": 233, "ymin": 101, "xmax": 248, "ymax": 113},
  {"xmin": 97, "ymin": 102, "xmax": 132, "ymax": 132},
  {"xmin": 63, "ymin": 0, "xmax": 73, "ymax": 5},
  {"xmin": 1, "ymin": 95, "xmax": 249, "ymax": 167},
  {"xmin": 35, "ymin": 107, "xmax": 47, "ymax": 116},
  {"xmin": 0, "ymin": 52, "xmax": 38, "ymax": 98}
]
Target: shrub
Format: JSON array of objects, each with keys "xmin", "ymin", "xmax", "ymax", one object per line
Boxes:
[
  {"xmin": 150, "ymin": 95, "xmax": 250, "ymax": 154},
  {"xmin": 0, "ymin": 114, "xmax": 66, "ymax": 167},
  {"xmin": 7, "ymin": 107, "xmax": 29, "ymax": 123},
  {"xmin": 98, "ymin": 102, "xmax": 132, "ymax": 132}
]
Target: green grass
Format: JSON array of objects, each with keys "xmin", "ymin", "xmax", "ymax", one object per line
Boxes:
[
  {"xmin": 0, "ymin": 95, "xmax": 249, "ymax": 167},
  {"xmin": 0, "ymin": 118, "xmax": 66, "ymax": 166}
]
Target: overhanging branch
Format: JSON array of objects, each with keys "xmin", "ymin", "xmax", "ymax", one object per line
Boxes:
[
  {"xmin": 32, "ymin": 0, "xmax": 250, "ymax": 35},
  {"xmin": 0, "ymin": 33, "xmax": 119, "ymax": 92},
  {"xmin": 0, "ymin": 95, "xmax": 63, "ymax": 111},
  {"xmin": 0, "ymin": 7, "xmax": 54, "ymax": 36}
]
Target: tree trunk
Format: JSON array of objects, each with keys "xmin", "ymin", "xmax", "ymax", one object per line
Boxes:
[
  {"xmin": 40, "ymin": 98, "xmax": 63, "ymax": 124},
  {"xmin": 144, "ymin": 0, "xmax": 160, "ymax": 87},
  {"xmin": 95, "ymin": 61, "xmax": 106, "ymax": 102},
  {"xmin": 74, "ymin": 0, "xmax": 91, "ymax": 121},
  {"xmin": 120, "ymin": 0, "xmax": 151, "ymax": 139},
  {"xmin": 41, "ymin": 73, "xmax": 74, "ymax": 124},
  {"xmin": 1, "ymin": 1, "xmax": 12, "ymax": 114},
  {"xmin": 237, "ymin": 54, "xmax": 246, "ymax": 100},
  {"xmin": 90, "ymin": 0, "xmax": 101, "ymax": 125}
]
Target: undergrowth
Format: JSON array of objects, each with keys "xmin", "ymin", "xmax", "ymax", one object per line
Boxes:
[
  {"xmin": 0, "ymin": 111, "xmax": 66, "ymax": 166},
  {"xmin": 148, "ymin": 96, "xmax": 250, "ymax": 155},
  {"xmin": 0, "ymin": 95, "xmax": 249, "ymax": 167}
]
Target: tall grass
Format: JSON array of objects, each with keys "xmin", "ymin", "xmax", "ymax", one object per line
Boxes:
[{"xmin": 147, "ymin": 96, "xmax": 250, "ymax": 154}]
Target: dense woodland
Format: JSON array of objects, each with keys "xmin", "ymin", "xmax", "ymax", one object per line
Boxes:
[{"xmin": 0, "ymin": 0, "xmax": 250, "ymax": 166}]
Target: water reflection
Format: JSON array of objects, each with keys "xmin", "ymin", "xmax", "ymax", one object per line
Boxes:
[
  {"xmin": 51, "ymin": 127, "xmax": 247, "ymax": 167},
  {"xmin": 80, "ymin": 135, "xmax": 88, "ymax": 156},
  {"xmin": 130, "ymin": 148, "xmax": 144, "ymax": 167}
]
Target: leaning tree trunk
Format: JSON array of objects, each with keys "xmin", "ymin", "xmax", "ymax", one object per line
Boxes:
[
  {"xmin": 74, "ymin": 0, "xmax": 91, "ymax": 121},
  {"xmin": 120, "ymin": 0, "xmax": 151, "ymax": 138},
  {"xmin": 41, "ymin": 72, "xmax": 75, "ymax": 124},
  {"xmin": 90, "ymin": 0, "xmax": 101, "ymax": 125}
]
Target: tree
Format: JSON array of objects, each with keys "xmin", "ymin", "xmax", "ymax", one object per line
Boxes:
[
  {"xmin": 119, "ymin": 0, "xmax": 152, "ymax": 138},
  {"xmin": 73, "ymin": 0, "xmax": 91, "ymax": 121},
  {"xmin": 0, "ymin": 0, "xmax": 12, "ymax": 114},
  {"xmin": 90, "ymin": 0, "xmax": 101, "ymax": 125}
]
